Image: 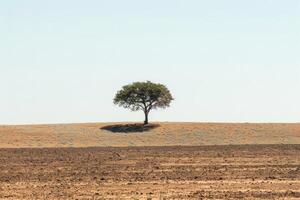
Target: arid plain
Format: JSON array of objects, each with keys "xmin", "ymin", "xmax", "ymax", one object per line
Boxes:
[{"xmin": 0, "ymin": 123, "xmax": 300, "ymax": 199}]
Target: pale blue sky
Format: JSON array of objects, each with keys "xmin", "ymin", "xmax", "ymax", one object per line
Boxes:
[{"xmin": 1, "ymin": 0, "xmax": 299, "ymax": 124}]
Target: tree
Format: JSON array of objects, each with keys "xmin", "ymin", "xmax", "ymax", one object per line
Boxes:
[{"xmin": 114, "ymin": 81, "xmax": 174, "ymax": 125}]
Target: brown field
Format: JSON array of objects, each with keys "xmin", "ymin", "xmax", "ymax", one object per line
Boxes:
[
  {"xmin": 0, "ymin": 123, "xmax": 300, "ymax": 199},
  {"xmin": 0, "ymin": 123, "xmax": 299, "ymax": 148},
  {"xmin": 0, "ymin": 145, "xmax": 300, "ymax": 199}
]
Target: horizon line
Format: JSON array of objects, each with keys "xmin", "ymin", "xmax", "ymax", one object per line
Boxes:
[{"xmin": 1, "ymin": 121, "xmax": 300, "ymax": 126}]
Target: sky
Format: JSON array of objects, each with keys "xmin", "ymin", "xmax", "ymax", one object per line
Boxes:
[{"xmin": 0, "ymin": 0, "xmax": 300, "ymax": 124}]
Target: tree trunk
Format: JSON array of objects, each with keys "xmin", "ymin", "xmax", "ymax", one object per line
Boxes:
[{"xmin": 144, "ymin": 111, "xmax": 149, "ymax": 125}]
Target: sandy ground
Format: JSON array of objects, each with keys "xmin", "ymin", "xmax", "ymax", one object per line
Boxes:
[
  {"xmin": 0, "ymin": 145, "xmax": 300, "ymax": 199},
  {"xmin": 0, "ymin": 123, "xmax": 299, "ymax": 199},
  {"xmin": 0, "ymin": 123, "xmax": 299, "ymax": 148}
]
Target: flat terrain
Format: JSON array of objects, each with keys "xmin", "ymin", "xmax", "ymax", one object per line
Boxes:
[
  {"xmin": 0, "ymin": 145, "xmax": 300, "ymax": 199},
  {"xmin": 0, "ymin": 123, "xmax": 299, "ymax": 148},
  {"xmin": 0, "ymin": 123, "xmax": 299, "ymax": 199}
]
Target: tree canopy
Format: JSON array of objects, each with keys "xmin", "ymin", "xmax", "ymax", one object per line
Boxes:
[{"xmin": 114, "ymin": 81, "xmax": 174, "ymax": 124}]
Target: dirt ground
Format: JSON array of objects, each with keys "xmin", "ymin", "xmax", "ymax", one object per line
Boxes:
[
  {"xmin": 0, "ymin": 145, "xmax": 300, "ymax": 199},
  {"xmin": 0, "ymin": 123, "xmax": 299, "ymax": 148}
]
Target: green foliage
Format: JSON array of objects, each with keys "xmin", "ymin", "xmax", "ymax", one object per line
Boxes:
[{"xmin": 114, "ymin": 81, "xmax": 174, "ymax": 124}]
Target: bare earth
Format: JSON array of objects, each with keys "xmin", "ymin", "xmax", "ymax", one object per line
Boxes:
[
  {"xmin": 0, "ymin": 123, "xmax": 299, "ymax": 148},
  {"xmin": 0, "ymin": 145, "xmax": 300, "ymax": 199},
  {"xmin": 0, "ymin": 123, "xmax": 299, "ymax": 199}
]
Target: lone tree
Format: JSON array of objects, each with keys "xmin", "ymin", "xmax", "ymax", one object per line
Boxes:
[{"xmin": 114, "ymin": 81, "xmax": 174, "ymax": 125}]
